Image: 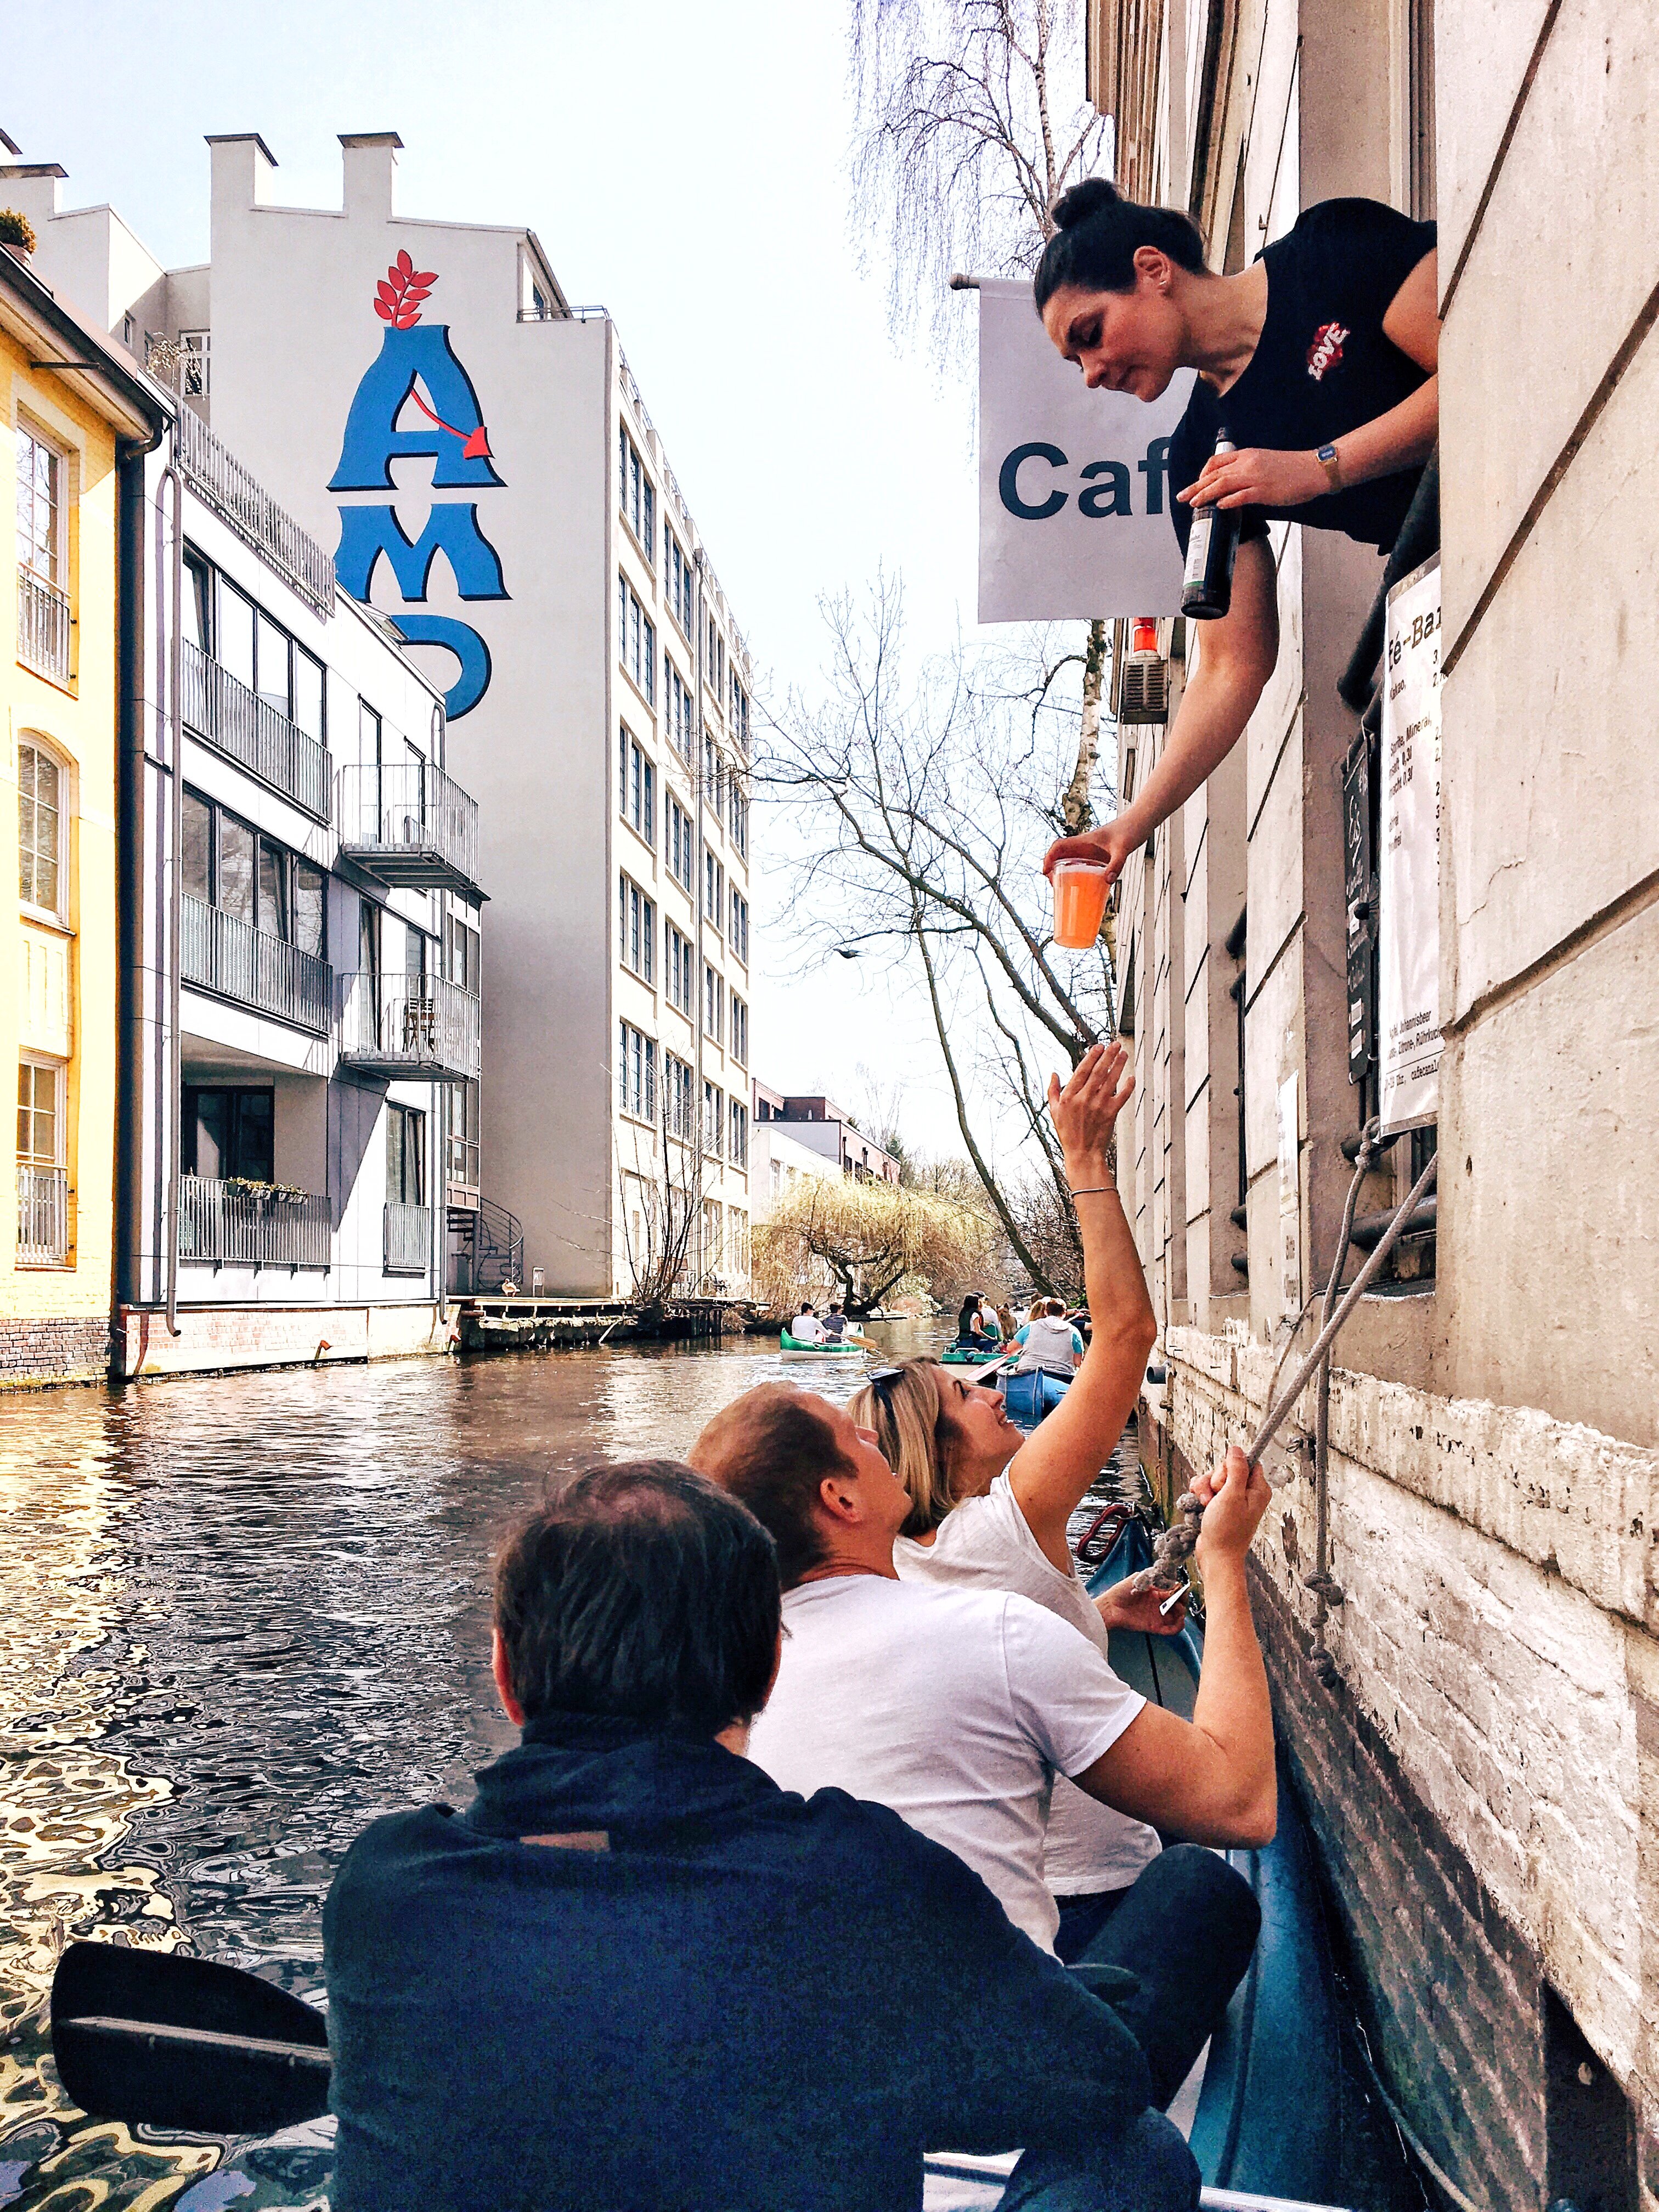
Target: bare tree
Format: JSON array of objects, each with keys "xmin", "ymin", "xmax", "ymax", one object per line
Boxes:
[
  {"xmin": 615, "ymin": 1107, "xmax": 702, "ymax": 1310},
  {"xmin": 758, "ymin": 580, "xmax": 1115, "ymax": 1294}
]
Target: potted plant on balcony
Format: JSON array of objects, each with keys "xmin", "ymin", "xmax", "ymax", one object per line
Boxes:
[{"xmin": 0, "ymin": 211, "xmax": 37, "ymax": 264}]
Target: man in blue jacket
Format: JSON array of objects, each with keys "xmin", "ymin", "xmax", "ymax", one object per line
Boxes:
[{"xmin": 323, "ymin": 1460, "xmax": 1199, "ymax": 2212}]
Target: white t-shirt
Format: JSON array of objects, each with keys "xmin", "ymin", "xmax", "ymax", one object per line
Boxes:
[
  {"xmin": 895, "ymin": 1477, "xmax": 1162, "ymax": 1896},
  {"xmin": 747, "ymin": 1574, "xmax": 1144, "ymax": 1951},
  {"xmin": 789, "ymin": 1313, "xmax": 826, "ymax": 1344}
]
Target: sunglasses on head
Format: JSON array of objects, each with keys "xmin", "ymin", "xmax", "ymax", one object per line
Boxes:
[{"xmin": 866, "ymin": 1367, "xmax": 906, "ymax": 1397}]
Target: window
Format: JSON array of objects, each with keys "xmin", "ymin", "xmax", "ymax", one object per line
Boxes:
[
  {"xmin": 707, "ymin": 613, "xmax": 726, "ymax": 699},
  {"xmin": 618, "ymin": 1020, "xmax": 657, "ymax": 1122},
  {"xmin": 178, "ymin": 329, "xmax": 211, "ymax": 398},
  {"xmin": 618, "ymin": 574, "xmax": 656, "ymax": 705},
  {"xmin": 730, "ymin": 1096, "xmax": 749, "ymax": 1165},
  {"xmin": 731, "ymin": 994, "xmax": 748, "ymax": 1066},
  {"xmin": 730, "ymin": 672, "xmax": 751, "ymax": 755},
  {"xmin": 19, "ymin": 739, "xmax": 64, "ymax": 915},
  {"xmin": 730, "ymin": 889, "xmax": 750, "ymax": 965},
  {"xmin": 727, "ymin": 1205, "xmax": 749, "ymax": 1274},
  {"xmin": 193, "ymin": 568, "xmax": 324, "ymax": 731},
  {"xmin": 703, "ymin": 847, "xmax": 724, "ymax": 929},
  {"xmin": 703, "ymin": 1081, "xmax": 724, "ymax": 1158},
  {"xmin": 618, "ymin": 426, "xmax": 656, "ymax": 561},
  {"xmin": 619, "ymin": 727, "xmax": 655, "ymax": 844},
  {"xmin": 16, "ymin": 421, "xmax": 64, "ymax": 584},
  {"xmin": 667, "ymin": 662, "xmax": 694, "ymax": 759},
  {"xmin": 449, "ymin": 1077, "xmax": 481, "ymax": 1190},
  {"xmin": 619, "ymin": 874, "xmax": 656, "ymax": 984},
  {"xmin": 729, "ymin": 778, "xmax": 748, "ymax": 860},
  {"xmin": 387, "ymin": 1102, "xmax": 426, "ymax": 1205},
  {"xmin": 18, "ymin": 1057, "xmax": 63, "ymax": 1166},
  {"xmin": 182, "ymin": 1086, "xmax": 274, "ymax": 1182},
  {"xmin": 665, "ymin": 1052, "xmax": 694, "ymax": 1139},
  {"xmin": 665, "ymin": 921, "xmax": 693, "ymax": 1015},
  {"xmin": 181, "ymin": 787, "xmax": 325, "ymax": 955},
  {"xmin": 702, "ymin": 1197, "xmax": 723, "ymax": 1271},
  {"xmin": 447, "ymin": 911, "xmax": 481, "ymax": 992},
  {"xmin": 704, "ymin": 732, "xmax": 723, "ymax": 814},
  {"xmin": 666, "ymin": 794, "xmax": 693, "ymax": 891},
  {"xmin": 703, "ymin": 962, "xmax": 724, "ymax": 1045},
  {"xmin": 667, "ymin": 532, "xmax": 695, "ymax": 634}
]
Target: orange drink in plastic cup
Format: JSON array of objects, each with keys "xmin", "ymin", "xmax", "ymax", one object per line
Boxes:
[{"xmin": 1052, "ymin": 860, "xmax": 1111, "ymax": 949}]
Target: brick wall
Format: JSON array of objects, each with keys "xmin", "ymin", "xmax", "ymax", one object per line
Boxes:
[
  {"xmin": 1248, "ymin": 1551, "xmax": 1548, "ymax": 2206},
  {"xmin": 0, "ymin": 1315, "xmax": 111, "ymax": 1386}
]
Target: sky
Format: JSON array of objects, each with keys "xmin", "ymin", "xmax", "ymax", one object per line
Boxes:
[{"xmin": 4, "ymin": 0, "xmax": 1073, "ymax": 1163}]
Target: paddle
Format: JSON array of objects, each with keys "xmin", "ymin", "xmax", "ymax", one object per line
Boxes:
[{"xmin": 51, "ymin": 1941, "xmax": 331, "ymax": 2135}]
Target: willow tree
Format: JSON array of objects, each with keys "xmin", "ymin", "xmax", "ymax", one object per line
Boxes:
[
  {"xmin": 848, "ymin": 0, "xmax": 1114, "ymax": 831},
  {"xmin": 753, "ymin": 1173, "xmax": 992, "ymax": 1320}
]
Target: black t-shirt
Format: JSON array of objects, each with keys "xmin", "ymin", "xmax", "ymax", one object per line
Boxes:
[{"xmin": 1169, "ymin": 198, "xmax": 1437, "ymax": 559}]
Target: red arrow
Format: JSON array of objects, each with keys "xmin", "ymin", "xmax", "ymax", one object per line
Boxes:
[{"xmin": 408, "ymin": 386, "xmax": 492, "ymax": 460}]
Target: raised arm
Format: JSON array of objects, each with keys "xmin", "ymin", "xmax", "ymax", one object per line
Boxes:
[
  {"xmin": 1072, "ymin": 1447, "xmax": 1277, "ymax": 1846},
  {"xmin": 1008, "ymin": 1045, "xmax": 1156, "ymax": 1571},
  {"xmin": 1043, "ymin": 533, "xmax": 1279, "ymax": 887}
]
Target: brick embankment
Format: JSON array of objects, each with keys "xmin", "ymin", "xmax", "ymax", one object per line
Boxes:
[
  {"xmin": 1161, "ymin": 1323, "xmax": 1659, "ymax": 2211},
  {"xmin": 0, "ymin": 1315, "xmax": 112, "ymax": 1387}
]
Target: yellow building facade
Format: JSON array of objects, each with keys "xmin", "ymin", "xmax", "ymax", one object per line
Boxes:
[{"xmin": 1, "ymin": 244, "xmax": 163, "ymax": 1381}]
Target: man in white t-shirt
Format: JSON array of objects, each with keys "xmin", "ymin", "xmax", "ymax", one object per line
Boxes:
[
  {"xmin": 789, "ymin": 1305, "xmax": 826, "ymax": 1345},
  {"xmin": 691, "ymin": 1383, "xmax": 1273, "ymax": 2114}
]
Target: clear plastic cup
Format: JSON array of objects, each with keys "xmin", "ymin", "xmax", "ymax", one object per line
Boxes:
[{"xmin": 1052, "ymin": 860, "xmax": 1111, "ymax": 950}]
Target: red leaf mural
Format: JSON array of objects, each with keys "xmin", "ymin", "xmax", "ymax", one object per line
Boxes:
[{"xmin": 372, "ymin": 256, "xmax": 439, "ymax": 327}]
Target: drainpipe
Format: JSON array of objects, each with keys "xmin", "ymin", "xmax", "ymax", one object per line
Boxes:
[
  {"xmin": 154, "ymin": 442, "xmax": 184, "ymax": 1335},
  {"xmin": 692, "ymin": 549, "xmax": 708, "ymax": 1291}
]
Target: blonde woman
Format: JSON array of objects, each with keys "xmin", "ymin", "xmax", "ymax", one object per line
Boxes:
[{"xmin": 850, "ymin": 1041, "xmax": 1172, "ymax": 1963}]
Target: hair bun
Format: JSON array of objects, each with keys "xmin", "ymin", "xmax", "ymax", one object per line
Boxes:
[{"xmin": 1052, "ymin": 177, "xmax": 1121, "ymax": 230}]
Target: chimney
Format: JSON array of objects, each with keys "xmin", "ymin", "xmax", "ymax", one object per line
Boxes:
[
  {"xmin": 339, "ymin": 132, "xmax": 403, "ymax": 221},
  {"xmin": 205, "ymin": 132, "xmax": 278, "ymax": 212}
]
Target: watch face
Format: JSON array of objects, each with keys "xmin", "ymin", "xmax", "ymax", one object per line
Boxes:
[{"xmin": 1318, "ymin": 444, "xmax": 1338, "ymax": 463}]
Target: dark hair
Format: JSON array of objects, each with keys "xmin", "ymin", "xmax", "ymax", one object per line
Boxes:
[
  {"xmin": 957, "ymin": 1295, "xmax": 981, "ymax": 1338},
  {"xmin": 493, "ymin": 1460, "xmax": 780, "ymax": 1732},
  {"xmin": 1033, "ymin": 177, "xmax": 1206, "ymax": 313},
  {"xmin": 688, "ymin": 1385, "xmax": 849, "ymax": 1588}
]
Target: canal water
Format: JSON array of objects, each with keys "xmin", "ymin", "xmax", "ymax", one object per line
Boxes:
[{"xmin": 0, "ymin": 1325, "xmax": 938, "ymax": 2209}]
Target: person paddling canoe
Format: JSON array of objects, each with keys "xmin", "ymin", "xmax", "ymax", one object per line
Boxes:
[{"xmin": 1035, "ymin": 178, "xmax": 1438, "ymax": 893}]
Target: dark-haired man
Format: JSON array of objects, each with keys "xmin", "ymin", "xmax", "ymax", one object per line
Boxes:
[
  {"xmin": 323, "ymin": 1460, "xmax": 1199, "ymax": 2212},
  {"xmin": 689, "ymin": 1387, "xmax": 1273, "ymax": 2111}
]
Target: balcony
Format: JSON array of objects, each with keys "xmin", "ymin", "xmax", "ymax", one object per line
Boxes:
[
  {"xmin": 182, "ymin": 639, "xmax": 332, "ymax": 821},
  {"xmin": 182, "ymin": 894, "xmax": 333, "ymax": 1036},
  {"xmin": 178, "ymin": 1175, "xmax": 331, "ymax": 1269},
  {"xmin": 336, "ymin": 760, "xmax": 484, "ymax": 902},
  {"xmin": 174, "ymin": 406, "xmax": 335, "ymax": 618},
  {"xmin": 383, "ymin": 1201, "xmax": 432, "ymax": 1276},
  {"xmin": 16, "ymin": 1166, "xmax": 69, "ymax": 1266},
  {"xmin": 17, "ymin": 568, "xmax": 71, "ymax": 685},
  {"xmin": 337, "ymin": 972, "xmax": 481, "ymax": 1081}
]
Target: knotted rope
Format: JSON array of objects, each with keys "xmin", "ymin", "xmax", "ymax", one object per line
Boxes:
[{"xmin": 1128, "ymin": 1149, "xmax": 1440, "ymax": 1594}]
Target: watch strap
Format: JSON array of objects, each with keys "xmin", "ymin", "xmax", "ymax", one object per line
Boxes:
[{"xmin": 1316, "ymin": 442, "xmax": 1342, "ymax": 493}]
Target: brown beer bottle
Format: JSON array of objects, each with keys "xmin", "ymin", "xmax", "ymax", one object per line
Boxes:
[{"xmin": 1180, "ymin": 425, "xmax": 1240, "ymax": 620}]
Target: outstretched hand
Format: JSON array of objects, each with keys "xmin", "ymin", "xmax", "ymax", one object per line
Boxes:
[
  {"xmin": 1046, "ymin": 1043, "xmax": 1134, "ymax": 1172},
  {"xmin": 1042, "ymin": 819, "xmax": 1137, "ymax": 894}
]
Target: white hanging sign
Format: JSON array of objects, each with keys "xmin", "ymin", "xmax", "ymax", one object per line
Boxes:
[
  {"xmin": 975, "ymin": 279, "xmax": 1193, "ymax": 623},
  {"xmin": 1378, "ymin": 556, "xmax": 1443, "ymax": 1136}
]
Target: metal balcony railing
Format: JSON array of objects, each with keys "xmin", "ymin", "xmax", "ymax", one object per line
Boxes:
[
  {"xmin": 337, "ymin": 972, "xmax": 481, "ymax": 1081},
  {"xmin": 17, "ymin": 568, "xmax": 71, "ymax": 684},
  {"xmin": 174, "ymin": 407, "xmax": 335, "ymax": 617},
  {"xmin": 383, "ymin": 1201, "xmax": 432, "ymax": 1274},
  {"xmin": 178, "ymin": 1175, "xmax": 331, "ymax": 1268},
  {"xmin": 181, "ymin": 893, "xmax": 334, "ymax": 1035},
  {"xmin": 182, "ymin": 640, "xmax": 332, "ymax": 821},
  {"xmin": 336, "ymin": 760, "xmax": 483, "ymax": 901},
  {"xmin": 16, "ymin": 1165, "xmax": 69, "ymax": 1266}
]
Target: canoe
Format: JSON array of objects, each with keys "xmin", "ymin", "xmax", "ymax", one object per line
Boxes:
[
  {"xmin": 939, "ymin": 1343, "xmax": 1000, "ymax": 1365},
  {"xmin": 998, "ymin": 1368, "xmax": 1070, "ymax": 1424},
  {"xmin": 778, "ymin": 1330, "xmax": 865, "ymax": 1357}
]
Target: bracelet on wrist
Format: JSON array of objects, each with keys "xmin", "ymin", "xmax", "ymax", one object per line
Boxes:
[{"xmin": 1069, "ymin": 1184, "xmax": 1121, "ymax": 1199}]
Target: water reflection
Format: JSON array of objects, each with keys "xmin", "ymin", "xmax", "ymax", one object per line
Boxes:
[{"xmin": 0, "ymin": 1324, "xmax": 932, "ymax": 2205}]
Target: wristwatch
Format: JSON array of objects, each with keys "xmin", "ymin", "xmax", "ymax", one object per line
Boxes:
[{"xmin": 1316, "ymin": 442, "xmax": 1342, "ymax": 493}]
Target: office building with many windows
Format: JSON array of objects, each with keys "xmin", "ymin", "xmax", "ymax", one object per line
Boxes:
[{"xmin": 4, "ymin": 132, "xmax": 756, "ymax": 1297}]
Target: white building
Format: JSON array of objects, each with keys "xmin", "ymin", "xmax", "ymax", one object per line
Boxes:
[
  {"xmin": 3, "ymin": 132, "xmax": 755, "ymax": 1299},
  {"xmin": 115, "ymin": 403, "xmax": 484, "ymax": 1376}
]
